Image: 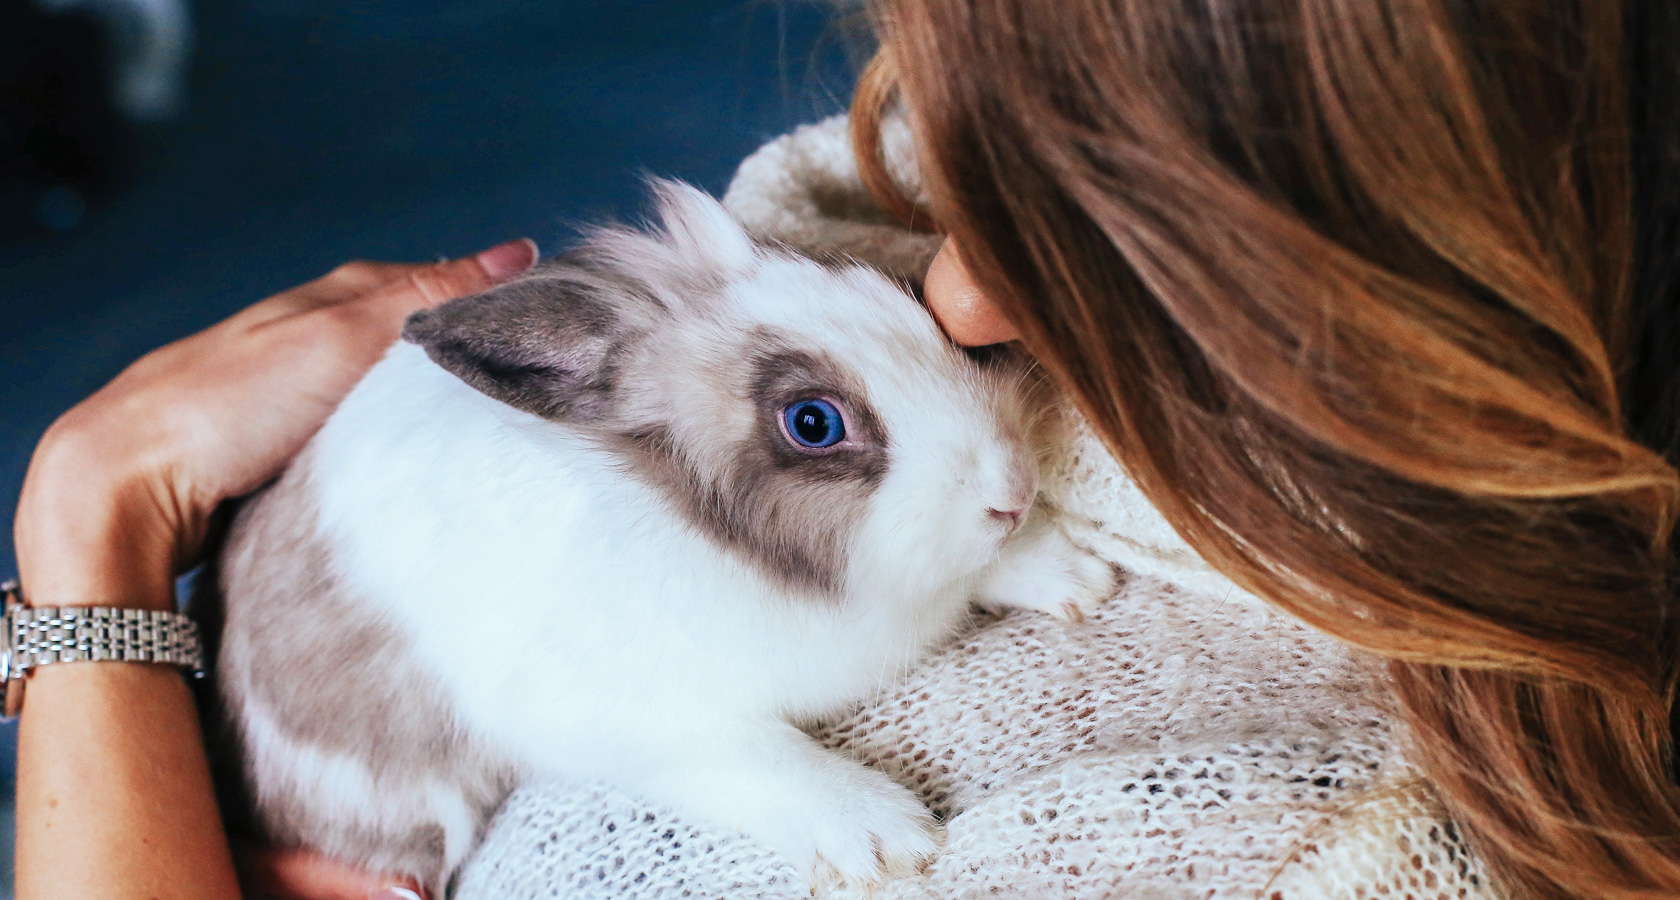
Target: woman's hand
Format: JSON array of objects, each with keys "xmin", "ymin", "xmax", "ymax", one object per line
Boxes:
[
  {"xmin": 11, "ymin": 239, "xmax": 536, "ymax": 900},
  {"xmin": 241, "ymin": 849, "xmax": 425, "ymax": 900},
  {"xmin": 14, "ymin": 239, "xmax": 538, "ymax": 613}
]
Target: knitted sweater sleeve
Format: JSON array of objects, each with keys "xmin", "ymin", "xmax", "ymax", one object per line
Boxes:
[{"xmin": 451, "ymin": 116, "xmax": 1502, "ymax": 900}]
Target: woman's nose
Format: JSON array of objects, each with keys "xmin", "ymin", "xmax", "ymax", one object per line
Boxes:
[{"xmin": 924, "ymin": 238, "xmax": 1022, "ymax": 347}]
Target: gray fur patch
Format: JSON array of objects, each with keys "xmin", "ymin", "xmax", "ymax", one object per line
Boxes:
[
  {"xmin": 215, "ymin": 454, "xmax": 519, "ymax": 890},
  {"xmin": 612, "ymin": 347, "xmax": 888, "ymax": 597}
]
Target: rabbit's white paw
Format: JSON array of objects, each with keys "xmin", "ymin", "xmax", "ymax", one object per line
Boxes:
[
  {"xmin": 978, "ymin": 508, "xmax": 1119, "ymax": 623},
  {"xmin": 778, "ymin": 761, "xmax": 942, "ymax": 892},
  {"xmin": 632, "ymin": 728, "xmax": 941, "ymax": 892}
]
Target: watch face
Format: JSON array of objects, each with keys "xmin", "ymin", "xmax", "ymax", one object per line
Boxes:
[
  {"xmin": 0, "ymin": 582, "xmax": 19, "ymax": 684},
  {"xmin": 0, "ymin": 586, "xmax": 20, "ymax": 685},
  {"xmin": 0, "ymin": 592, "xmax": 13, "ymax": 684}
]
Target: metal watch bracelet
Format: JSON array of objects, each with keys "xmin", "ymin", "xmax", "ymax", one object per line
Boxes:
[{"xmin": 0, "ymin": 580, "xmax": 206, "ymax": 719}]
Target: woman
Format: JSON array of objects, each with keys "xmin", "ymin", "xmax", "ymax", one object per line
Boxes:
[{"xmin": 15, "ymin": 1, "xmax": 1680, "ymax": 898}]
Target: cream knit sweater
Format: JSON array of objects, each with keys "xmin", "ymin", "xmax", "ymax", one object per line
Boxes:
[{"xmin": 453, "ymin": 117, "xmax": 1500, "ymax": 900}]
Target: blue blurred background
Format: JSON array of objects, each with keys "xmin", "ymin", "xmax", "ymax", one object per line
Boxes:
[{"xmin": 0, "ymin": 0, "xmax": 852, "ymax": 890}]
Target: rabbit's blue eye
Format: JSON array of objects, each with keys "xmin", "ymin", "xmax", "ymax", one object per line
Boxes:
[{"xmin": 782, "ymin": 398, "xmax": 845, "ymax": 449}]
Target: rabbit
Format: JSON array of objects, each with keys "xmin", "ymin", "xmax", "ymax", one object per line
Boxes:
[{"xmin": 212, "ymin": 181, "xmax": 1117, "ymax": 895}]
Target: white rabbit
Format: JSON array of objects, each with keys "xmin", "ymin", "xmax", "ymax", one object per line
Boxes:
[{"xmin": 212, "ymin": 181, "xmax": 1115, "ymax": 895}]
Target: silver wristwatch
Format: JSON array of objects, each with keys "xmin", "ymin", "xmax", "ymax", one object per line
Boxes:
[{"xmin": 0, "ymin": 580, "xmax": 205, "ymax": 719}]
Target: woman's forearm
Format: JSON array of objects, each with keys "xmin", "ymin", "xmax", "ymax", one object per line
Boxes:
[
  {"xmin": 16, "ymin": 664, "xmax": 241, "ymax": 900},
  {"xmin": 13, "ymin": 437, "xmax": 241, "ymax": 900}
]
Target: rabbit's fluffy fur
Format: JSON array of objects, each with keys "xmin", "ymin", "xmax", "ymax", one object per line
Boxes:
[{"xmin": 214, "ymin": 183, "xmax": 1115, "ymax": 893}]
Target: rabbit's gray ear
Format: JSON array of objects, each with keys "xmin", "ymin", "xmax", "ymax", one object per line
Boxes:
[{"xmin": 401, "ymin": 269, "xmax": 644, "ymax": 423}]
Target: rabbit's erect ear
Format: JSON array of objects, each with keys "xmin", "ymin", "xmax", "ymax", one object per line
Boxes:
[
  {"xmin": 401, "ymin": 269, "xmax": 647, "ymax": 423},
  {"xmin": 647, "ymin": 178, "xmax": 756, "ymax": 275}
]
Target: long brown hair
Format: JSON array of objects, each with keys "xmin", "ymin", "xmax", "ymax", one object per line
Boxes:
[{"xmin": 856, "ymin": 2, "xmax": 1680, "ymax": 897}]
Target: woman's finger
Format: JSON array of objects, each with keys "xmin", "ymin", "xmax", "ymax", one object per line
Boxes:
[
  {"xmin": 227, "ymin": 260, "xmax": 429, "ymax": 328},
  {"xmin": 306, "ymin": 239, "xmax": 540, "ymax": 355},
  {"xmin": 235, "ymin": 238, "xmax": 538, "ymax": 328},
  {"xmin": 242, "ymin": 847, "xmax": 427, "ymax": 900},
  {"xmin": 362, "ymin": 237, "xmax": 538, "ymax": 320}
]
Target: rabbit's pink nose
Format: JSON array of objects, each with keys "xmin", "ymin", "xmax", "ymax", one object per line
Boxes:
[{"xmin": 988, "ymin": 507, "xmax": 1027, "ymax": 533}]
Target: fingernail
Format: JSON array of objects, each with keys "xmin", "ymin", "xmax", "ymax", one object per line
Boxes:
[
  {"xmin": 367, "ymin": 888, "xmax": 424, "ymax": 900},
  {"xmin": 474, "ymin": 237, "xmax": 539, "ymax": 281}
]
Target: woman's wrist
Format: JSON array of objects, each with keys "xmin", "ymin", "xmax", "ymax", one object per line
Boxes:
[{"xmin": 14, "ymin": 426, "xmax": 182, "ymax": 613}]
